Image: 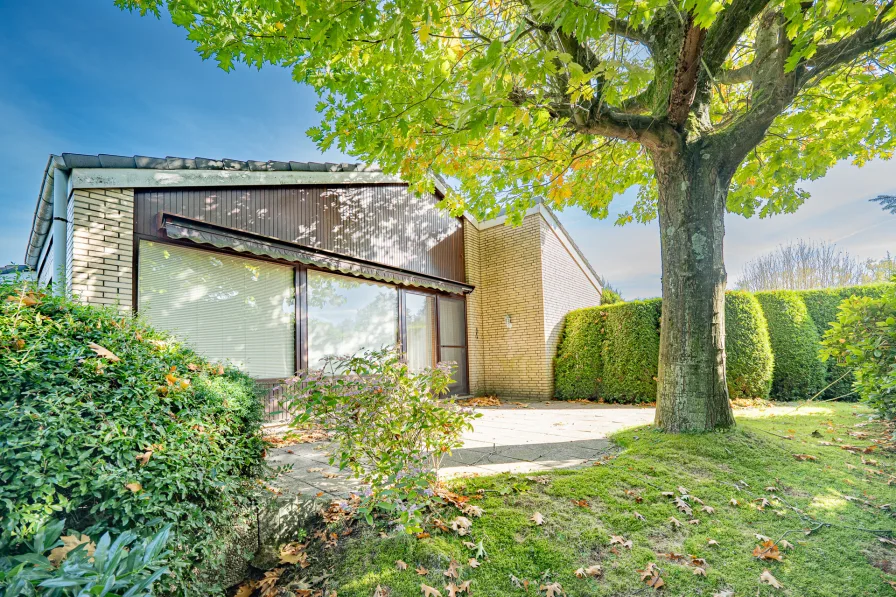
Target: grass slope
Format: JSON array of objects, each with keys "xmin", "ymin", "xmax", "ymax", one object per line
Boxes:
[{"xmin": 298, "ymin": 403, "xmax": 896, "ymax": 596}]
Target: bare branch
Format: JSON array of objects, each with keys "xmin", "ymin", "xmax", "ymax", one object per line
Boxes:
[
  {"xmin": 668, "ymin": 16, "xmax": 707, "ymax": 127},
  {"xmin": 575, "ymin": 110, "xmax": 672, "ymax": 147}
]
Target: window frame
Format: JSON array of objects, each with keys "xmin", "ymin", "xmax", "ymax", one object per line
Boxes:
[{"xmin": 133, "ymin": 236, "xmax": 469, "ymax": 393}]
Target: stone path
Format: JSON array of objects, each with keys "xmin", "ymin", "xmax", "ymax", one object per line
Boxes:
[{"xmin": 267, "ymin": 402, "xmax": 656, "ymax": 499}]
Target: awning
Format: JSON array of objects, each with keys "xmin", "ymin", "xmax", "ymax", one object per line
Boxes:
[{"xmin": 158, "ymin": 213, "xmax": 473, "ymax": 295}]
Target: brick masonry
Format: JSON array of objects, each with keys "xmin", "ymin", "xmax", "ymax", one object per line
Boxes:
[
  {"xmin": 465, "ymin": 210, "xmax": 601, "ymax": 399},
  {"xmin": 67, "ymin": 188, "xmax": 134, "ymax": 312}
]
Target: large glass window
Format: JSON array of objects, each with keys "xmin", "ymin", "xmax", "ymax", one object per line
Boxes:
[
  {"xmin": 406, "ymin": 293, "xmax": 437, "ymax": 371},
  {"xmin": 138, "ymin": 241, "xmax": 296, "ymax": 379},
  {"xmin": 307, "ymin": 270, "xmax": 399, "ymax": 369},
  {"xmin": 438, "ymin": 296, "xmax": 468, "ymax": 393}
]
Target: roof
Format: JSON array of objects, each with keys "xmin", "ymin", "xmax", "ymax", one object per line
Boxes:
[{"xmin": 51, "ymin": 153, "xmax": 379, "ymax": 173}]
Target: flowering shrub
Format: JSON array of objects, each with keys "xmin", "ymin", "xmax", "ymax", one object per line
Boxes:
[
  {"xmin": 821, "ymin": 287, "xmax": 896, "ymax": 418},
  {"xmin": 281, "ymin": 348, "xmax": 478, "ymax": 533}
]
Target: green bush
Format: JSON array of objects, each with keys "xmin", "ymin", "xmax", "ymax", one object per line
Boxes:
[
  {"xmin": 820, "ymin": 287, "xmax": 896, "ymax": 418},
  {"xmin": 554, "ymin": 307, "xmax": 607, "ymax": 400},
  {"xmin": 600, "ymin": 299, "xmax": 662, "ymax": 403},
  {"xmin": 725, "ymin": 291, "xmax": 774, "ymax": 400},
  {"xmin": 755, "ymin": 290, "xmax": 827, "ymax": 400},
  {"xmin": 0, "ymin": 519, "xmax": 171, "ymax": 597},
  {"xmin": 801, "ymin": 284, "xmax": 892, "ymax": 399},
  {"xmin": 0, "ymin": 283, "xmax": 267, "ymax": 595}
]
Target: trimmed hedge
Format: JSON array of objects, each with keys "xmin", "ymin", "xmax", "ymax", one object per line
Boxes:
[
  {"xmin": 754, "ymin": 291, "xmax": 827, "ymax": 400},
  {"xmin": 0, "ymin": 282, "xmax": 267, "ymax": 595},
  {"xmin": 554, "ymin": 283, "xmax": 895, "ymax": 403},
  {"xmin": 725, "ymin": 291, "xmax": 774, "ymax": 400}
]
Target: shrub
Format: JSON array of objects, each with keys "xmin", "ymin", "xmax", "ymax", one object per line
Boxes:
[
  {"xmin": 755, "ymin": 290, "xmax": 827, "ymax": 399},
  {"xmin": 725, "ymin": 291, "xmax": 774, "ymax": 400},
  {"xmin": 281, "ymin": 348, "xmax": 479, "ymax": 533},
  {"xmin": 600, "ymin": 287, "xmax": 624, "ymax": 305},
  {"xmin": 0, "ymin": 520, "xmax": 171, "ymax": 597},
  {"xmin": 820, "ymin": 287, "xmax": 896, "ymax": 418},
  {"xmin": 600, "ymin": 299, "xmax": 662, "ymax": 403},
  {"xmin": 801, "ymin": 284, "xmax": 893, "ymax": 399},
  {"xmin": 554, "ymin": 307, "xmax": 606, "ymax": 400},
  {"xmin": 0, "ymin": 283, "xmax": 267, "ymax": 595}
]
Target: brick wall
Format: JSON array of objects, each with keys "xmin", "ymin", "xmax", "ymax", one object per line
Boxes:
[
  {"xmin": 68, "ymin": 188, "xmax": 134, "ymax": 312},
  {"xmin": 463, "ymin": 219, "xmax": 485, "ymax": 395}
]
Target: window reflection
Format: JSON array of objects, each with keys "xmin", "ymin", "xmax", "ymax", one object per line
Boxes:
[{"xmin": 406, "ymin": 293, "xmax": 436, "ymax": 371}]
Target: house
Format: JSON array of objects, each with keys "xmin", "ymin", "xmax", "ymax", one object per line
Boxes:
[{"xmin": 24, "ymin": 153, "xmax": 602, "ymax": 411}]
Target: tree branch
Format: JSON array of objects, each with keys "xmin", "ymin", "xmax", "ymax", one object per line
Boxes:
[
  {"xmin": 668, "ymin": 15, "xmax": 707, "ymax": 127},
  {"xmin": 575, "ymin": 110, "xmax": 672, "ymax": 148},
  {"xmin": 800, "ymin": 14, "xmax": 896, "ymax": 86},
  {"xmin": 703, "ymin": 0, "xmax": 776, "ymax": 72}
]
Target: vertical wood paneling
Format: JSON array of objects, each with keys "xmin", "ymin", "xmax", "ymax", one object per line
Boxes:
[{"xmin": 135, "ymin": 184, "xmax": 465, "ymax": 282}]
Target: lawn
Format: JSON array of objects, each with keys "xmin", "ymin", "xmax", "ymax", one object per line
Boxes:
[{"xmin": 280, "ymin": 402, "xmax": 896, "ymax": 596}]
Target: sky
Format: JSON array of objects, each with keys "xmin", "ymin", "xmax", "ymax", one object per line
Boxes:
[{"xmin": 1, "ymin": 2, "xmax": 893, "ymax": 299}]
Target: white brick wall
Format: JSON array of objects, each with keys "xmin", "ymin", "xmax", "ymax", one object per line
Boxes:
[{"xmin": 68, "ymin": 189, "xmax": 134, "ymax": 312}]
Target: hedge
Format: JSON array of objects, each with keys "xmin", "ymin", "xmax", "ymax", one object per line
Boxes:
[
  {"xmin": 554, "ymin": 283, "xmax": 895, "ymax": 403},
  {"xmin": 724, "ymin": 291, "xmax": 774, "ymax": 400},
  {"xmin": 0, "ymin": 282, "xmax": 267, "ymax": 595},
  {"xmin": 754, "ymin": 290, "xmax": 827, "ymax": 400}
]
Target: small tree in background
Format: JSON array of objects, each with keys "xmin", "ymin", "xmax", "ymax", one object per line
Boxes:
[
  {"xmin": 872, "ymin": 195, "xmax": 896, "ymax": 215},
  {"xmin": 119, "ymin": 0, "xmax": 896, "ymax": 432},
  {"xmin": 598, "ymin": 275, "xmax": 624, "ymax": 305},
  {"xmin": 736, "ymin": 239, "xmax": 874, "ymax": 291}
]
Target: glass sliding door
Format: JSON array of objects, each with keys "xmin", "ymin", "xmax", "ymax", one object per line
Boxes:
[
  {"xmin": 137, "ymin": 240, "xmax": 296, "ymax": 379},
  {"xmin": 405, "ymin": 292, "xmax": 437, "ymax": 371},
  {"xmin": 306, "ymin": 270, "xmax": 399, "ymax": 369},
  {"xmin": 438, "ymin": 296, "xmax": 468, "ymax": 394}
]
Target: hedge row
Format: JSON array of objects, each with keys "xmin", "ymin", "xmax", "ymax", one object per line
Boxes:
[{"xmin": 554, "ymin": 283, "xmax": 893, "ymax": 403}]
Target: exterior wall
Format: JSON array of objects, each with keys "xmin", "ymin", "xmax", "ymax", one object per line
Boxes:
[
  {"xmin": 539, "ymin": 216, "xmax": 603, "ymax": 373},
  {"xmin": 463, "ymin": 220, "xmax": 485, "ymax": 395},
  {"xmin": 68, "ymin": 188, "xmax": 135, "ymax": 312}
]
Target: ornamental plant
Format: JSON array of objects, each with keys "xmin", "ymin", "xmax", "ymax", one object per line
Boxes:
[
  {"xmin": 0, "ymin": 282, "xmax": 267, "ymax": 595},
  {"xmin": 280, "ymin": 348, "xmax": 478, "ymax": 533},
  {"xmin": 0, "ymin": 520, "xmax": 171, "ymax": 597},
  {"xmin": 821, "ymin": 288, "xmax": 896, "ymax": 418}
]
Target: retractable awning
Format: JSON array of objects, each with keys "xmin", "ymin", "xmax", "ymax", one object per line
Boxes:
[{"xmin": 158, "ymin": 213, "xmax": 473, "ymax": 295}]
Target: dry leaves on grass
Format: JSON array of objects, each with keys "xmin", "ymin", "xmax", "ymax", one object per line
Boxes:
[
  {"xmin": 530, "ymin": 512, "xmax": 544, "ymax": 526},
  {"xmin": 793, "ymin": 454, "xmax": 818, "ymax": 461},
  {"xmin": 669, "ymin": 516, "xmax": 683, "ymax": 528},
  {"xmin": 278, "ymin": 542, "xmax": 309, "ymax": 566},
  {"xmin": 416, "ymin": 566, "xmax": 429, "ymax": 575},
  {"xmin": 257, "ymin": 568, "xmax": 284, "ymax": 597},
  {"xmin": 574, "ymin": 565, "xmax": 602, "ymax": 578},
  {"xmin": 87, "ymin": 342, "xmax": 120, "ymax": 362},
  {"xmin": 468, "ymin": 558, "xmax": 480, "ymax": 568},
  {"xmin": 539, "ymin": 581, "xmax": 564, "ymax": 596},
  {"xmin": 638, "ymin": 563, "xmax": 665, "ymax": 590},
  {"xmin": 135, "ymin": 450, "xmax": 153, "ymax": 466},
  {"xmin": 443, "ymin": 561, "xmax": 460, "ymax": 579},
  {"xmin": 610, "ymin": 535, "xmax": 633, "ymax": 549},
  {"xmin": 572, "ymin": 499, "xmax": 590, "ymax": 509},
  {"xmin": 753, "ymin": 540, "xmax": 784, "ymax": 561},
  {"xmin": 420, "ymin": 584, "xmax": 442, "ymax": 597},
  {"xmin": 395, "ymin": 560, "xmax": 408, "ymax": 571},
  {"xmin": 451, "ymin": 516, "xmax": 472, "ymax": 536},
  {"xmin": 124, "ymin": 482, "xmax": 142, "ymax": 493},
  {"xmin": 760, "ymin": 569, "xmax": 783, "ymax": 589}
]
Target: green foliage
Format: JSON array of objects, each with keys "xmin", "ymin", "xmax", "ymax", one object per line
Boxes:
[
  {"xmin": 0, "ymin": 283, "xmax": 267, "ymax": 595},
  {"xmin": 600, "ymin": 288, "xmax": 624, "ymax": 305},
  {"xmin": 553, "ymin": 308, "xmax": 606, "ymax": 400},
  {"xmin": 754, "ymin": 290, "xmax": 827, "ymax": 400},
  {"xmin": 801, "ymin": 284, "xmax": 892, "ymax": 399},
  {"xmin": 0, "ymin": 520, "xmax": 171, "ymax": 597},
  {"xmin": 724, "ymin": 291, "xmax": 774, "ymax": 400},
  {"xmin": 821, "ymin": 286, "xmax": 896, "ymax": 418},
  {"xmin": 281, "ymin": 348, "xmax": 479, "ymax": 533}
]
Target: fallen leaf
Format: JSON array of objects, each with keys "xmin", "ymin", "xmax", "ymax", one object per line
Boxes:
[
  {"xmin": 674, "ymin": 497, "xmax": 693, "ymax": 516},
  {"xmin": 257, "ymin": 568, "xmax": 284, "ymax": 597},
  {"xmin": 308, "ymin": 467, "xmax": 324, "ymax": 473},
  {"xmin": 693, "ymin": 567, "xmax": 706, "ymax": 576},
  {"xmin": 420, "ymin": 584, "xmax": 441, "ymax": 597},
  {"xmin": 530, "ymin": 512, "xmax": 545, "ymax": 526},
  {"xmin": 688, "ymin": 519, "xmax": 700, "ymax": 525},
  {"xmin": 416, "ymin": 566, "xmax": 429, "ymax": 575},
  {"xmin": 373, "ymin": 586, "xmax": 389, "ymax": 597},
  {"xmin": 633, "ymin": 511, "xmax": 646, "ymax": 521},
  {"xmin": 779, "ymin": 539, "xmax": 794, "ymax": 550},
  {"xmin": 539, "ymin": 581, "xmax": 564, "ymax": 596},
  {"xmin": 760, "ymin": 569, "xmax": 783, "ymax": 589},
  {"xmin": 793, "ymin": 454, "xmax": 817, "ymax": 461},
  {"xmin": 88, "ymin": 342, "xmax": 120, "ymax": 362},
  {"xmin": 765, "ymin": 486, "xmax": 778, "ymax": 493},
  {"xmin": 323, "ymin": 472, "xmax": 340, "ymax": 479},
  {"xmin": 416, "ymin": 532, "xmax": 431, "ymax": 540},
  {"xmin": 396, "ymin": 560, "xmax": 408, "ymax": 570},
  {"xmin": 701, "ymin": 505, "xmax": 715, "ymax": 515},
  {"xmin": 610, "ymin": 535, "xmax": 633, "ymax": 549},
  {"xmin": 572, "ymin": 499, "xmax": 590, "ymax": 508},
  {"xmin": 444, "ymin": 560, "xmax": 460, "ymax": 579},
  {"xmin": 463, "ymin": 504, "xmax": 484, "ymax": 517},
  {"xmin": 468, "ymin": 558, "xmax": 480, "ymax": 568},
  {"xmin": 661, "ymin": 491, "xmax": 675, "ymax": 498},
  {"xmin": 125, "ymin": 482, "xmax": 142, "ymax": 493},
  {"xmin": 278, "ymin": 542, "xmax": 309, "ymax": 566},
  {"xmin": 707, "ymin": 539, "xmax": 719, "ymax": 547},
  {"xmin": 233, "ymin": 581, "xmax": 256, "ymax": 597},
  {"xmin": 753, "ymin": 540, "xmax": 784, "ymax": 561},
  {"xmin": 456, "ymin": 580, "xmax": 472, "ymax": 593},
  {"xmin": 462, "ymin": 541, "xmax": 476, "ymax": 549},
  {"xmin": 638, "ymin": 563, "xmax": 665, "ymax": 589},
  {"xmin": 136, "ymin": 450, "xmax": 153, "ymax": 466},
  {"xmin": 755, "ymin": 534, "xmax": 771, "ymax": 541},
  {"xmin": 729, "ymin": 499, "xmax": 739, "ymax": 506},
  {"xmin": 48, "ymin": 534, "xmax": 96, "ymax": 566},
  {"xmin": 451, "ymin": 517, "xmax": 472, "ymax": 536},
  {"xmin": 574, "ymin": 564, "xmax": 602, "ymax": 578}
]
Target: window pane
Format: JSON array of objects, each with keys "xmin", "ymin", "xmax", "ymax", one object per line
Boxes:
[
  {"xmin": 138, "ymin": 241, "xmax": 295, "ymax": 379},
  {"xmin": 406, "ymin": 293, "xmax": 436, "ymax": 371},
  {"xmin": 438, "ymin": 297, "xmax": 466, "ymax": 346},
  {"xmin": 440, "ymin": 347, "xmax": 468, "ymax": 393},
  {"xmin": 307, "ymin": 270, "xmax": 398, "ymax": 369}
]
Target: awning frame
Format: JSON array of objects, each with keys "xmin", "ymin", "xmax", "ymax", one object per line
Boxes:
[{"xmin": 156, "ymin": 212, "xmax": 474, "ymax": 295}]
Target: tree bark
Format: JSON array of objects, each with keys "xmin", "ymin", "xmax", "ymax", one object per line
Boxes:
[{"xmin": 651, "ymin": 144, "xmax": 736, "ymax": 432}]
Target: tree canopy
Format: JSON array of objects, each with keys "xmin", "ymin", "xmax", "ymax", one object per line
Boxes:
[{"xmin": 120, "ymin": 0, "xmax": 896, "ymax": 224}]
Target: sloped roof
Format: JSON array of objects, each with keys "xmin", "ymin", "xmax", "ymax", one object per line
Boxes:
[{"xmin": 53, "ymin": 153, "xmax": 378, "ymax": 173}]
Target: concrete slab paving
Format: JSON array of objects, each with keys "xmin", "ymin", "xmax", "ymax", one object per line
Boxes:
[{"xmin": 268, "ymin": 401, "xmax": 655, "ymax": 498}]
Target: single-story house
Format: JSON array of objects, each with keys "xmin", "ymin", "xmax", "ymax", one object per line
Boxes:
[{"xmin": 23, "ymin": 153, "xmax": 602, "ymax": 414}]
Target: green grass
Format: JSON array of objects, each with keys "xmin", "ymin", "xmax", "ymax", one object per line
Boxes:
[{"xmin": 294, "ymin": 403, "xmax": 896, "ymax": 596}]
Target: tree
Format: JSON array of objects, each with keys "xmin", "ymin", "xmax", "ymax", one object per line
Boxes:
[
  {"xmin": 118, "ymin": 0, "xmax": 896, "ymax": 431},
  {"xmin": 872, "ymin": 195, "xmax": 896, "ymax": 215},
  {"xmin": 597, "ymin": 275, "xmax": 624, "ymax": 304},
  {"xmin": 736, "ymin": 239, "xmax": 871, "ymax": 291}
]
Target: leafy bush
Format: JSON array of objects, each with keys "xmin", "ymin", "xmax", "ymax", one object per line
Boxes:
[
  {"xmin": 600, "ymin": 287, "xmax": 624, "ymax": 305},
  {"xmin": 0, "ymin": 520, "xmax": 170, "ymax": 597},
  {"xmin": 281, "ymin": 348, "xmax": 478, "ymax": 533},
  {"xmin": 801, "ymin": 284, "xmax": 892, "ymax": 399},
  {"xmin": 820, "ymin": 287, "xmax": 896, "ymax": 418},
  {"xmin": 755, "ymin": 291, "xmax": 827, "ymax": 400},
  {"xmin": 0, "ymin": 283, "xmax": 267, "ymax": 595},
  {"xmin": 553, "ymin": 307, "xmax": 606, "ymax": 400},
  {"xmin": 725, "ymin": 291, "xmax": 774, "ymax": 400},
  {"xmin": 600, "ymin": 299, "xmax": 662, "ymax": 403}
]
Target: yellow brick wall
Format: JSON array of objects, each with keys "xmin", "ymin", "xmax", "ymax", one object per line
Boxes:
[
  {"xmin": 463, "ymin": 220, "xmax": 485, "ymax": 395},
  {"xmin": 68, "ymin": 188, "xmax": 134, "ymax": 312}
]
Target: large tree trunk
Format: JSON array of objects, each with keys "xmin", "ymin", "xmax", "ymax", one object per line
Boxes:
[{"xmin": 651, "ymin": 145, "xmax": 735, "ymax": 432}]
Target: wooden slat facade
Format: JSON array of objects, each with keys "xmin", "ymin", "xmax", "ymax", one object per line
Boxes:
[{"xmin": 134, "ymin": 185, "xmax": 466, "ymax": 283}]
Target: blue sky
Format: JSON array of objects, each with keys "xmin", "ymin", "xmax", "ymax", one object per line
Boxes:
[{"xmin": 2, "ymin": 2, "xmax": 893, "ymax": 298}]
